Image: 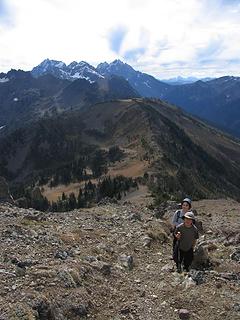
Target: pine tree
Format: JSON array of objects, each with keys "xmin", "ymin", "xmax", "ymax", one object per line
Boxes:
[{"xmin": 68, "ymin": 192, "xmax": 77, "ymax": 210}]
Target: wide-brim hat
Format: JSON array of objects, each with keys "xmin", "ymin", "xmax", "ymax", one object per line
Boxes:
[{"xmin": 183, "ymin": 211, "xmax": 195, "ymax": 220}]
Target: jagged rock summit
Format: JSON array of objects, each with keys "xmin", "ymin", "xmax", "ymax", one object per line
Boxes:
[{"xmin": 31, "ymin": 58, "xmax": 104, "ymax": 82}]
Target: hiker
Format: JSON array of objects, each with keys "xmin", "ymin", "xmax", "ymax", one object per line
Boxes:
[
  {"xmin": 171, "ymin": 197, "xmax": 192, "ymax": 255},
  {"xmin": 174, "ymin": 211, "xmax": 199, "ymax": 273}
]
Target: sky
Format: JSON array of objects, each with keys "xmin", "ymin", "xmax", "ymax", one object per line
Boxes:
[{"xmin": 1, "ymin": 0, "xmax": 240, "ymax": 79}]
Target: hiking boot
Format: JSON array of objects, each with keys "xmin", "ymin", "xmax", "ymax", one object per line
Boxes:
[{"xmin": 177, "ymin": 265, "xmax": 182, "ymax": 273}]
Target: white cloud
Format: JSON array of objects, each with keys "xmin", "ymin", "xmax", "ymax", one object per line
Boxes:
[{"xmin": 0, "ymin": 0, "xmax": 240, "ymax": 78}]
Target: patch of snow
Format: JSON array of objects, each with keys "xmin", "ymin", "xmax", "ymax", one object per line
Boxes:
[
  {"xmin": 85, "ymin": 77, "xmax": 95, "ymax": 84},
  {"xmin": 144, "ymin": 81, "xmax": 151, "ymax": 88},
  {"xmin": 56, "ymin": 62, "xmax": 65, "ymax": 68},
  {"xmin": 60, "ymin": 69, "xmax": 69, "ymax": 76},
  {"xmin": 13, "ymin": 97, "xmax": 18, "ymax": 102},
  {"xmin": 71, "ymin": 68, "xmax": 103, "ymax": 80},
  {"xmin": 0, "ymin": 125, "xmax": 6, "ymax": 130},
  {"xmin": 71, "ymin": 73, "xmax": 95, "ymax": 83},
  {"xmin": 0, "ymin": 77, "xmax": 9, "ymax": 83},
  {"xmin": 72, "ymin": 72, "xmax": 81, "ymax": 78},
  {"xmin": 78, "ymin": 61, "xmax": 88, "ymax": 67}
]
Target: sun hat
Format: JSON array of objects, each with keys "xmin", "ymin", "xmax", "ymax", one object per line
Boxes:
[
  {"xmin": 183, "ymin": 211, "xmax": 195, "ymax": 220},
  {"xmin": 182, "ymin": 197, "xmax": 192, "ymax": 208}
]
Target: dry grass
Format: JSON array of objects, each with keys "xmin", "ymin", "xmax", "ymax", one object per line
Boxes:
[{"xmin": 43, "ymin": 147, "xmax": 149, "ymax": 202}]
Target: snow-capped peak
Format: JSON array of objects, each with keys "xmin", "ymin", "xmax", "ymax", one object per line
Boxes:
[
  {"xmin": 32, "ymin": 59, "xmax": 104, "ymax": 82},
  {"xmin": 39, "ymin": 59, "xmax": 67, "ymax": 71}
]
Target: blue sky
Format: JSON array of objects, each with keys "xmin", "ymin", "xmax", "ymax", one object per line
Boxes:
[{"xmin": 0, "ymin": 0, "xmax": 240, "ymax": 78}]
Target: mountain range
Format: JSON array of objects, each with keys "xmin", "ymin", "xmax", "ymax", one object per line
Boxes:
[
  {"xmin": 1, "ymin": 59, "xmax": 240, "ymax": 204},
  {"xmin": 28, "ymin": 58, "xmax": 240, "ymax": 138},
  {"xmin": 161, "ymin": 76, "xmax": 214, "ymax": 85}
]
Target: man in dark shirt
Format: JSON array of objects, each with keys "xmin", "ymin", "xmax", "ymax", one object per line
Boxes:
[{"xmin": 174, "ymin": 211, "xmax": 199, "ymax": 273}]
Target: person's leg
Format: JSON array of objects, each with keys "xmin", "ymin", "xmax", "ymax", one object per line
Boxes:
[
  {"xmin": 172, "ymin": 236, "xmax": 177, "ymax": 256},
  {"xmin": 177, "ymin": 249, "xmax": 184, "ymax": 273},
  {"xmin": 173, "ymin": 239, "xmax": 179, "ymax": 265},
  {"xmin": 183, "ymin": 248, "xmax": 193, "ymax": 271}
]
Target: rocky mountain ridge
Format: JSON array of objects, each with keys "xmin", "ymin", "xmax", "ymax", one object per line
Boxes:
[
  {"xmin": 31, "ymin": 59, "xmax": 104, "ymax": 82},
  {"xmin": 2, "ymin": 98, "xmax": 240, "ymax": 203}
]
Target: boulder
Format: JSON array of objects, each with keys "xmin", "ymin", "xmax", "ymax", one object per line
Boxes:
[
  {"xmin": 33, "ymin": 297, "xmax": 57, "ymax": 320},
  {"xmin": 146, "ymin": 223, "xmax": 168, "ymax": 243},
  {"xmin": 195, "ymin": 220, "xmax": 203, "ymax": 233},
  {"xmin": 178, "ymin": 309, "xmax": 190, "ymax": 319},
  {"xmin": 118, "ymin": 254, "xmax": 134, "ymax": 270},
  {"xmin": 15, "ymin": 197, "xmax": 28, "ymax": 208},
  {"xmin": 230, "ymin": 248, "xmax": 240, "ymax": 262},
  {"xmin": 191, "ymin": 245, "xmax": 211, "ymax": 270}
]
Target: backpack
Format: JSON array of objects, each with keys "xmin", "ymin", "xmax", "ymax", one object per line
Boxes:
[
  {"xmin": 176, "ymin": 210, "xmax": 182, "ymax": 223},
  {"xmin": 171, "ymin": 210, "xmax": 182, "ymax": 233}
]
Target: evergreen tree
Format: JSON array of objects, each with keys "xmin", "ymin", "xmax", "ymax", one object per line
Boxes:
[
  {"xmin": 77, "ymin": 188, "xmax": 85, "ymax": 208},
  {"xmin": 68, "ymin": 192, "xmax": 77, "ymax": 210},
  {"xmin": 108, "ymin": 145, "xmax": 123, "ymax": 162},
  {"xmin": 89, "ymin": 150, "xmax": 107, "ymax": 178}
]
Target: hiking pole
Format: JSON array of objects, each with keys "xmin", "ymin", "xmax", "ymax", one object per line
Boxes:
[{"xmin": 176, "ymin": 232, "xmax": 181, "ymax": 273}]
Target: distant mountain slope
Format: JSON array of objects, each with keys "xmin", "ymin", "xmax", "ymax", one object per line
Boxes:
[
  {"xmin": 31, "ymin": 59, "xmax": 170, "ymax": 98},
  {"xmin": 96, "ymin": 59, "xmax": 170, "ymax": 98},
  {"xmin": 0, "ymin": 70, "xmax": 70, "ymax": 131},
  {"xmin": 161, "ymin": 76, "xmax": 213, "ymax": 85},
  {"xmin": 95, "ymin": 61, "xmax": 240, "ymax": 138},
  {"xmin": 59, "ymin": 75, "xmax": 139, "ymax": 107},
  {"xmin": 0, "ymin": 70, "xmax": 139, "ymax": 133},
  {"xmin": 1, "ymin": 98, "xmax": 240, "ymax": 200},
  {"xmin": 162, "ymin": 76, "xmax": 240, "ymax": 137}
]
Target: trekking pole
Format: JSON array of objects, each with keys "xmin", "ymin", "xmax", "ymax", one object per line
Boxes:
[{"xmin": 176, "ymin": 233, "xmax": 181, "ymax": 272}]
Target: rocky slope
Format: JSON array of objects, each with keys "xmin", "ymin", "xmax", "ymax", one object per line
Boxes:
[{"xmin": 0, "ymin": 196, "xmax": 239, "ymax": 319}]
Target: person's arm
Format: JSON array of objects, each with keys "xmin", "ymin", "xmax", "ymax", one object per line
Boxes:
[
  {"xmin": 174, "ymin": 225, "xmax": 181, "ymax": 239},
  {"xmin": 192, "ymin": 239, "xmax": 197, "ymax": 249},
  {"xmin": 192, "ymin": 227, "xmax": 199, "ymax": 249},
  {"xmin": 171, "ymin": 211, "xmax": 178, "ymax": 229}
]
